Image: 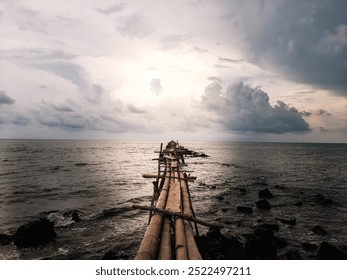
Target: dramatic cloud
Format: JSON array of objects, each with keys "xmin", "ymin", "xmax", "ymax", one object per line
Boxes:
[
  {"xmin": 225, "ymin": 0, "xmax": 347, "ymax": 95},
  {"xmin": 202, "ymin": 81, "xmax": 310, "ymax": 134},
  {"xmin": 0, "ymin": 91, "xmax": 15, "ymax": 105},
  {"xmin": 149, "ymin": 78, "xmax": 163, "ymax": 96}
]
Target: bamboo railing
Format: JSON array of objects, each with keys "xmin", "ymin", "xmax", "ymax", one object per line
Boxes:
[{"xmin": 133, "ymin": 141, "xmax": 222, "ymax": 260}]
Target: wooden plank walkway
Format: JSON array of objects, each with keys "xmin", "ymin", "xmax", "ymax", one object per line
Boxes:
[{"xmin": 133, "ymin": 141, "xmax": 222, "ymax": 260}]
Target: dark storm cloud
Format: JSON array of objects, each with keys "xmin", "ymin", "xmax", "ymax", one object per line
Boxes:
[
  {"xmin": 226, "ymin": 0, "xmax": 347, "ymax": 95},
  {"xmin": 0, "ymin": 91, "xmax": 15, "ymax": 105},
  {"xmin": 96, "ymin": 3, "xmax": 125, "ymax": 14},
  {"xmin": 201, "ymin": 81, "xmax": 310, "ymax": 134},
  {"xmin": 116, "ymin": 14, "xmax": 154, "ymax": 38}
]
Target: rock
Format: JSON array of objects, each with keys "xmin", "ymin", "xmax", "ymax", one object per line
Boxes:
[
  {"xmin": 322, "ymin": 198, "xmax": 333, "ymax": 206},
  {"xmin": 239, "ymin": 188, "xmax": 247, "ymax": 194},
  {"xmin": 311, "ymin": 225, "xmax": 327, "ymax": 235},
  {"xmin": 13, "ymin": 218, "xmax": 56, "ymax": 248},
  {"xmin": 276, "ymin": 217, "xmax": 296, "ymax": 226},
  {"xmin": 316, "ymin": 242, "xmax": 347, "ymax": 260},
  {"xmin": 315, "ymin": 194, "xmax": 333, "ymax": 206},
  {"xmin": 256, "ymin": 199, "xmax": 272, "ymax": 210},
  {"xmin": 274, "ymin": 184, "xmax": 285, "ymax": 190},
  {"xmin": 255, "ymin": 223, "xmax": 280, "ymax": 232},
  {"xmin": 278, "ymin": 250, "xmax": 302, "ymax": 260},
  {"xmin": 258, "ymin": 188, "xmax": 274, "ymax": 199},
  {"xmin": 295, "ymin": 201, "xmax": 303, "ymax": 207},
  {"xmin": 216, "ymin": 195, "xmax": 225, "ymax": 201},
  {"xmin": 254, "ymin": 227, "xmax": 273, "ymax": 239},
  {"xmin": 0, "ymin": 233, "xmax": 12, "ymax": 245},
  {"xmin": 206, "ymin": 228, "xmax": 222, "ymax": 241},
  {"xmin": 63, "ymin": 210, "xmax": 81, "ymax": 222},
  {"xmin": 237, "ymin": 206, "xmax": 253, "ymax": 213},
  {"xmin": 196, "ymin": 232, "xmax": 246, "ymax": 260},
  {"xmin": 245, "ymin": 238, "xmax": 277, "ymax": 259},
  {"xmin": 272, "ymin": 236, "xmax": 289, "ymax": 249},
  {"xmin": 302, "ymin": 242, "xmax": 318, "ymax": 251}
]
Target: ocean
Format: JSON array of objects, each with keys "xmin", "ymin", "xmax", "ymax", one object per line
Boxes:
[{"xmin": 0, "ymin": 140, "xmax": 346, "ymax": 259}]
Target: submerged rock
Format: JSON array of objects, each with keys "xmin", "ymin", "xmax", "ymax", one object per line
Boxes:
[
  {"xmin": 237, "ymin": 206, "xmax": 253, "ymax": 213},
  {"xmin": 315, "ymin": 194, "xmax": 333, "ymax": 206},
  {"xmin": 13, "ymin": 218, "xmax": 56, "ymax": 248},
  {"xmin": 0, "ymin": 233, "xmax": 13, "ymax": 245},
  {"xmin": 316, "ymin": 242, "xmax": 347, "ymax": 260},
  {"xmin": 276, "ymin": 217, "xmax": 296, "ymax": 226},
  {"xmin": 245, "ymin": 238, "xmax": 277, "ymax": 259},
  {"xmin": 256, "ymin": 199, "xmax": 272, "ymax": 210},
  {"xmin": 258, "ymin": 188, "xmax": 274, "ymax": 199},
  {"xmin": 63, "ymin": 210, "xmax": 81, "ymax": 222},
  {"xmin": 302, "ymin": 242, "xmax": 318, "ymax": 251},
  {"xmin": 196, "ymin": 228, "xmax": 245, "ymax": 260},
  {"xmin": 295, "ymin": 201, "xmax": 303, "ymax": 207},
  {"xmin": 311, "ymin": 225, "xmax": 327, "ymax": 235}
]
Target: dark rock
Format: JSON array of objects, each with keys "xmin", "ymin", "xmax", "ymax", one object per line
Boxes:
[
  {"xmin": 63, "ymin": 210, "xmax": 81, "ymax": 222},
  {"xmin": 102, "ymin": 250, "xmax": 130, "ymax": 260},
  {"xmin": 13, "ymin": 218, "xmax": 56, "ymax": 248},
  {"xmin": 276, "ymin": 217, "xmax": 296, "ymax": 226},
  {"xmin": 278, "ymin": 250, "xmax": 302, "ymax": 260},
  {"xmin": 216, "ymin": 195, "xmax": 225, "ymax": 200},
  {"xmin": 255, "ymin": 223, "xmax": 280, "ymax": 232},
  {"xmin": 0, "ymin": 233, "xmax": 12, "ymax": 245},
  {"xmin": 315, "ymin": 194, "xmax": 333, "ymax": 206},
  {"xmin": 316, "ymin": 242, "xmax": 347, "ymax": 260},
  {"xmin": 254, "ymin": 227, "xmax": 273, "ymax": 239},
  {"xmin": 196, "ymin": 232, "xmax": 246, "ymax": 260},
  {"xmin": 295, "ymin": 201, "xmax": 303, "ymax": 207},
  {"xmin": 256, "ymin": 199, "xmax": 272, "ymax": 210},
  {"xmin": 239, "ymin": 188, "xmax": 247, "ymax": 194},
  {"xmin": 245, "ymin": 238, "xmax": 277, "ymax": 259},
  {"xmin": 274, "ymin": 184, "xmax": 285, "ymax": 190},
  {"xmin": 272, "ymin": 236, "xmax": 289, "ymax": 249},
  {"xmin": 237, "ymin": 206, "xmax": 253, "ymax": 213},
  {"xmin": 311, "ymin": 225, "xmax": 327, "ymax": 235},
  {"xmin": 258, "ymin": 188, "xmax": 274, "ymax": 199},
  {"xmin": 322, "ymin": 198, "xmax": 333, "ymax": 206},
  {"xmin": 206, "ymin": 228, "xmax": 222, "ymax": 241},
  {"xmin": 302, "ymin": 242, "xmax": 318, "ymax": 251}
]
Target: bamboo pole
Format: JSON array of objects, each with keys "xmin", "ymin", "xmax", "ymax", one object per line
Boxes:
[
  {"xmin": 158, "ymin": 217, "xmax": 172, "ymax": 260},
  {"xmin": 134, "ymin": 171, "xmax": 171, "ymax": 260},
  {"xmin": 178, "ymin": 171, "xmax": 202, "ymax": 260},
  {"xmin": 175, "ymin": 217, "xmax": 187, "ymax": 259}
]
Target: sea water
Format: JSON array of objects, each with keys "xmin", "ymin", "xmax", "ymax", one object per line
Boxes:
[{"xmin": 0, "ymin": 140, "xmax": 346, "ymax": 259}]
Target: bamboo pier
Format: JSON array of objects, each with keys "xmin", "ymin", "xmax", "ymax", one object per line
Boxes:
[{"xmin": 133, "ymin": 141, "xmax": 222, "ymax": 260}]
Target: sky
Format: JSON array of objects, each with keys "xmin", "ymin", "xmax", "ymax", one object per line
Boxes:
[{"xmin": 0, "ymin": 0, "xmax": 346, "ymax": 142}]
